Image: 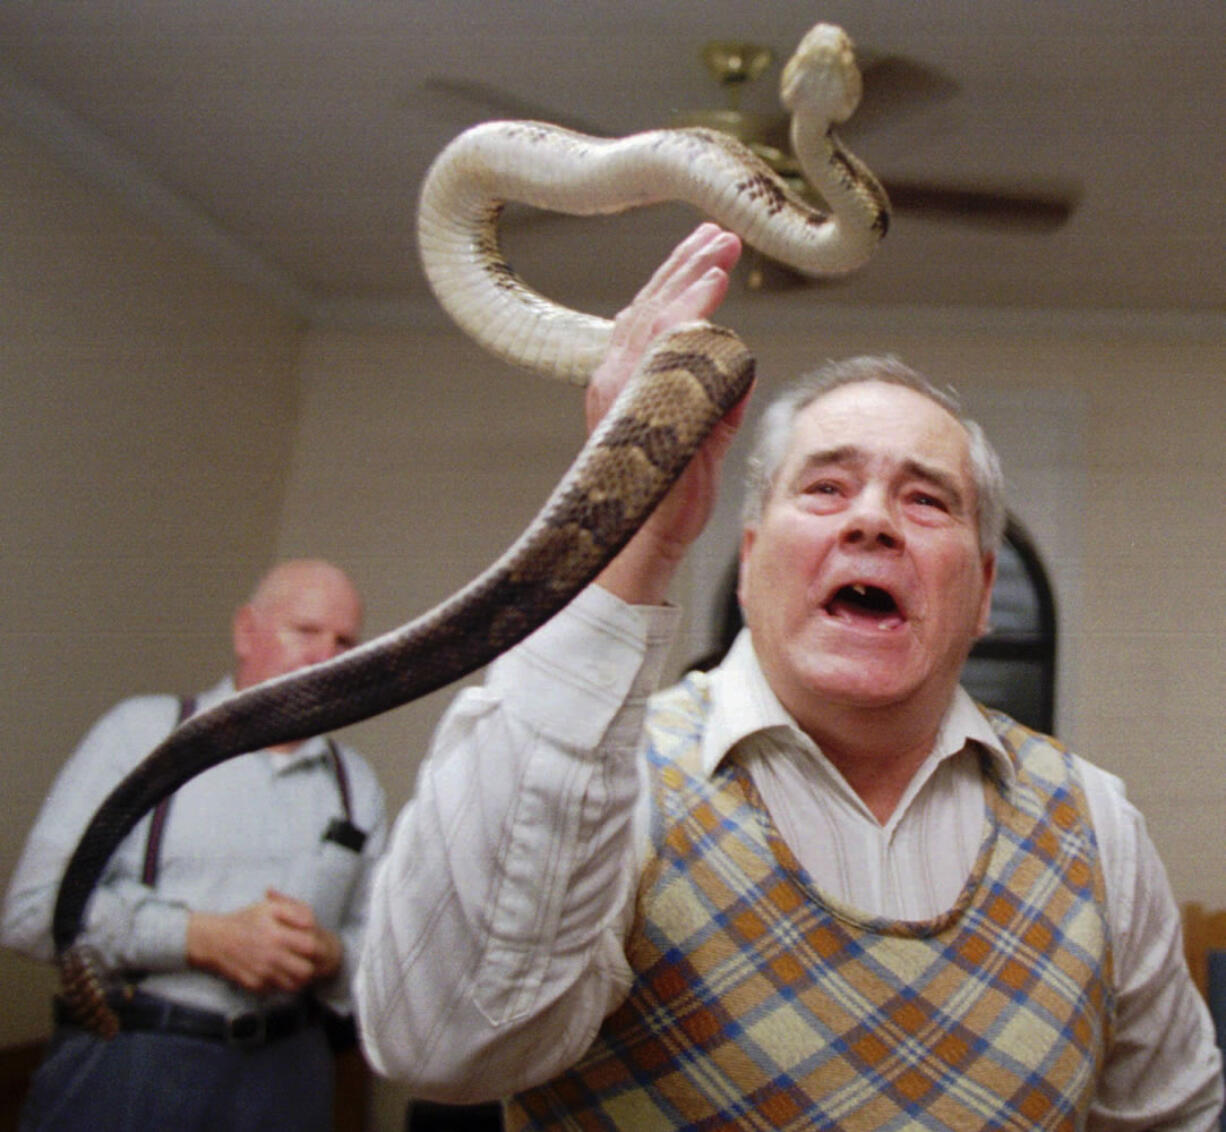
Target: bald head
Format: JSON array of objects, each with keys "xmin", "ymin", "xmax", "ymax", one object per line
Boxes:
[{"xmin": 232, "ymin": 559, "xmax": 363, "ymax": 690}]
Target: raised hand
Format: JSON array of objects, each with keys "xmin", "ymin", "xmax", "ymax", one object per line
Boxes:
[{"xmin": 591, "ymin": 223, "xmax": 753, "ymax": 605}]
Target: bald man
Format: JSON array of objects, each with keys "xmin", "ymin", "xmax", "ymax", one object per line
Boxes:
[{"xmin": 4, "ymin": 559, "xmax": 388, "ymax": 1132}]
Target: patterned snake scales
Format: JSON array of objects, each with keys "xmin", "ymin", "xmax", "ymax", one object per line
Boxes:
[{"xmin": 53, "ymin": 22, "xmax": 889, "ymax": 1035}]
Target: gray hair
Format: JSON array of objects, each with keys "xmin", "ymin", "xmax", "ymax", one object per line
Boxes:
[{"xmin": 741, "ymin": 356, "xmax": 1007, "ymax": 554}]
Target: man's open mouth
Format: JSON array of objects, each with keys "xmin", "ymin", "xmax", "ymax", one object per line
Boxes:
[{"xmin": 824, "ymin": 583, "xmax": 906, "ymax": 630}]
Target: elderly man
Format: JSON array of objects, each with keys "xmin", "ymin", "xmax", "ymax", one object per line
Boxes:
[
  {"xmin": 355, "ymin": 225, "xmax": 1223, "ymax": 1127},
  {"xmin": 4, "ymin": 558, "xmax": 388, "ymax": 1132}
]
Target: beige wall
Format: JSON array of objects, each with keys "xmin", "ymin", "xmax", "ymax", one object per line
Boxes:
[
  {"xmin": 273, "ymin": 325, "xmax": 590, "ymax": 809},
  {"xmin": 3, "ymin": 118, "xmax": 1225, "ymax": 1099},
  {"xmin": 0, "ymin": 125, "xmax": 304, "ymax": 1044}
]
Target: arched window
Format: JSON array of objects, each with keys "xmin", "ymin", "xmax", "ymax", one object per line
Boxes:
[
  {"xmin": 960, "ymin": 516, "xmax": 1057, "ymax": 733},
  {"xmin": 693, "ymin": 515, "xmax": 1058, "ymax": 735}
]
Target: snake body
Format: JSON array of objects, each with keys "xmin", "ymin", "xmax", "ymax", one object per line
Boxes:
[
  {"xmin": 419, "ymin": 22, "xmax": 888, "ymax": 384},
  {"xmin": 52, "ymin": 22, "xmax": 887, "ymax": 1034}
]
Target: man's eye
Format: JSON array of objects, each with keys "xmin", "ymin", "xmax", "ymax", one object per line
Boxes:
[
  {"xmin": 802, "ymin": 480, "xmax": 840, "ymax": 496},
  {"xmin": 911, "ymin": 491, "xmax": 948, "ymax": 511}
]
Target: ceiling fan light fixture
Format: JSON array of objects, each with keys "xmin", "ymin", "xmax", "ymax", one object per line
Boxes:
[
  {"xmin": 670, "ymin": 37, "xmax": 794, "ymax": 154},
  {"xmin": 700, "ymin": 41, "xmax": 775, "ymax": 92}
]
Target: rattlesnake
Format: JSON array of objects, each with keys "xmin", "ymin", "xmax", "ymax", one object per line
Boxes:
[{"xmin": 52, "ymin": 21, "xmax": 888, "ymax": 1035}]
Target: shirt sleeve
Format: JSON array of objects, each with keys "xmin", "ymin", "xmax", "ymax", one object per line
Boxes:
[
  {"xmin": 1, "ymin": 695, "xmax": 192, "ymax": 970},
  {"xmin": 354, "ymin": 586, "xmax": 679, "ymax": 1102},
  {"xmin": 1078, "ymin": 759, "xmax": 1225, "ymax": 1130}
]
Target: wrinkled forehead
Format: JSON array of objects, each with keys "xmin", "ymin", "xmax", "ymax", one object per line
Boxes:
[
  {"xmin": 257, "ymin": 572, "xmax": 362, "ymax": 629},
  {"xmin": 785, "ymin": 381, "xmax": 975, "ymax": 481}
]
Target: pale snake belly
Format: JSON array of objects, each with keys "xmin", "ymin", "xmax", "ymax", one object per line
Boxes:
[{"xmin": 52, "ymin": 21, "xmax": 888, "ymax": 1035}]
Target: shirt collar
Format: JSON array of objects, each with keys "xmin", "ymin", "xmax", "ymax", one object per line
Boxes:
[{"xmin": 701, "ymin": 629, "xmax": 1014, "ymax": 784}]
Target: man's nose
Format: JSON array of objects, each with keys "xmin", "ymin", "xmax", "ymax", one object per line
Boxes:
[{"xmin": 840, "ymin": 489, "xmax": 903, "ymax": 550}]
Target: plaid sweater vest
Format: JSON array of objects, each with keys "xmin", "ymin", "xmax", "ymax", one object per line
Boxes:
[{"xmin": 508, "ymin": 674, "xmax": 1114, "ymax": 1131}]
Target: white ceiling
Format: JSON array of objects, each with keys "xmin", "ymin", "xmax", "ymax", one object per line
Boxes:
[{"xmin": 2, "ymin": 1, "xmax": 1223, "ymax": 326}]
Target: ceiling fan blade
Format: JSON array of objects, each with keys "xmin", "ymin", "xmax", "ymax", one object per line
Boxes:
[
  {"xmin": 421, "ymin": 77, "xmax": 612, "ymax": 137},
  {"xmin": 885, "ymin": 179, "xmax": 1081, "ymax": 232},
  {"xmin": 850, "ymin": 55, "xmax": 961, "ymax": 135}
]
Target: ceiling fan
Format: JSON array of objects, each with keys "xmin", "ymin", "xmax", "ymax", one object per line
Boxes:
[
  {"xmin": 667, "ymin": 37, "xmax": 1080, "ymax": 288},
  {"xmin": 424, "ymin": 33, "xmax": 1080, "ymax": 289}
]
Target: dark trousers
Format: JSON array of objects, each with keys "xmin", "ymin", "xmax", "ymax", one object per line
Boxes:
[{"xmin": 20, "ymin": 1024, "xmax": 334, "ymax": 1132}]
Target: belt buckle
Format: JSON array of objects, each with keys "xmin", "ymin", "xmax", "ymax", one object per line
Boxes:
[{"xmin": 225, "ymin": 1010, "xmax": 266, "ymax": 1048}]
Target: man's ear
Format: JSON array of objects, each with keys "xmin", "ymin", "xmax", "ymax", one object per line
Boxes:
[
  {"xmin": 232, "ymin": 603, "xmax": 256, "ymax": 662},
  {"xmin": 975, "ymin": 552, "xmax": 997, "ymax": 638},
  {"xmin": 737, "ymin": 526, "xmax": 757, "ymax": 610}
]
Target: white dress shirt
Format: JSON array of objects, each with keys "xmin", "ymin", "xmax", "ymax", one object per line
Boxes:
[{"xmin": 356, "ymin": 587, "xmax": 1223, "ymax": 1127}]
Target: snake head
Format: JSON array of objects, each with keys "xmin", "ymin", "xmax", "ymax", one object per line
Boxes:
[{"xmin": 780, "ymin": 23, "xmax": 862, "ymax": 125}]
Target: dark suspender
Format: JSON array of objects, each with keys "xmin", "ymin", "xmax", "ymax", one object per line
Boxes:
[
  {"xmin": 140, "ymin": 697, "xmax": 354, "ymax": 886},
  {"xmin": 140, "ymin": 696, "xmax": 195, "ymax": 885},
  {"xmin": 326, "ymin": 738, "xmax": 351, "ymax": 821}
]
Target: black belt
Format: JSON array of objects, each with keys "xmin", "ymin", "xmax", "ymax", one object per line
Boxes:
[{"xmin": 55, "ymin": 991, "xmax": 320, "ymax": 1049}]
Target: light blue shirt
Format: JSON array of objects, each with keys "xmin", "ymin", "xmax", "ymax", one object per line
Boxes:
[{"xmin": 3, "ymin": 677, "xmax": 387, "ymax": 1016}]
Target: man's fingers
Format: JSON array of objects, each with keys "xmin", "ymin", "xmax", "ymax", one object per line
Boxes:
[
  {"xmin": 637, "ymin": 223, "xmax": 737, "ymax": 310},
  {"xmin": 268, "ymin": 950, "xmax": 316, "ymax": 991},
  {"xmin": 609, "ymin": 225, "xmax": 740, "ymax": 355},
  {"xmin": 655, "ymin": 263, "xmax": 735, "ymax": 335},
  {"xmin": 265, "ymin": 889, "xmax": 316, "ymax": 929},
  {"xmin": 588, "ymin": 225, "xmax": 742, "ymax": 435},
  {"xmin": 651, "ymin": 228, "xmax": 741, "ymax": 318}
]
